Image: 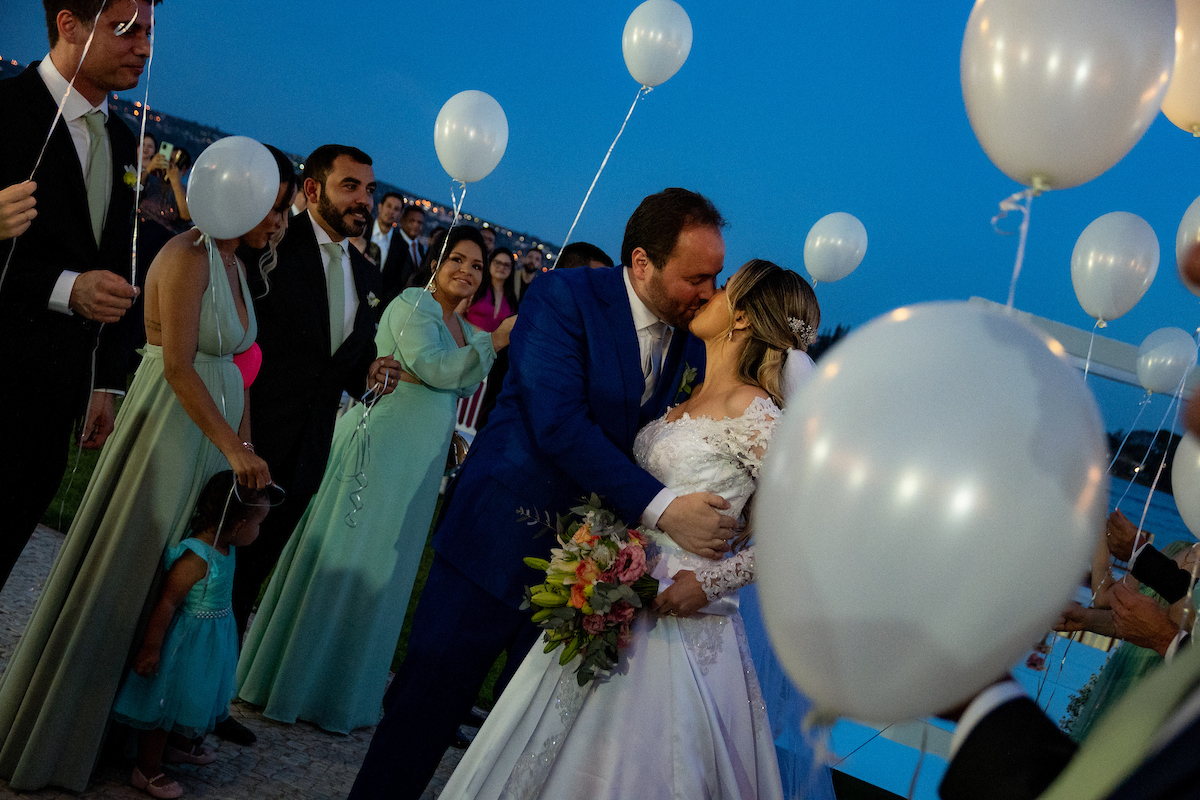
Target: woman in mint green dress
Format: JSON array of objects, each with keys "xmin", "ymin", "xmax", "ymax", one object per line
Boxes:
[
  {"xmin": 237, "ymin": 226, "xmax": 514, "ymax": 734},
  {"xmin": 0, "ymin": 149, "xmax": 294, "ymax": 793}
]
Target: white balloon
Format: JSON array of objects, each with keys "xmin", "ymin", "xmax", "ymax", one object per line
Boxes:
[
  {"xmin": 1176, "ymin": 194, "xmax": 1200, "ymax": 297},
  {"xmin": 803, "ymin": 212, "xmax": 867, "ymax": 283},
  {"xmin": 960, "ymin": 0, "xmax": 1176, "ymax": 190},
  {"xmin": 1137, "ymin": 327, "xmax": 1198, "ymax": 394},
  {"xmin": 757, "ymin": 302, "xmax": 1107, "ymax": 722},
  {"xmin": 1163, "ymin": 0, "xmax": 1200, "ymax": 134},
  {"xmin": 622, "ymin": 0, "xmax": 693, "ymax": 87},
  {"xmin": 1070, "ymin": 212, "xmax": 1159, "ymax": 322},
  {"xmin": 186, "ymin": 136, "xmax": 280, "ymax": 240},
  {"xmin": 434, "ymin": 91, "xmax": 509, "ymax": 183},
  {"xmin": 1171, "ymin": 433, "xmax": 1200, "ymax": 538}
]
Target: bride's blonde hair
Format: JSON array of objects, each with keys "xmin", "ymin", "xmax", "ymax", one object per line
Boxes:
[{"xmin": 722, "ymin": 259, "xmax": 820, "ymax": 409}]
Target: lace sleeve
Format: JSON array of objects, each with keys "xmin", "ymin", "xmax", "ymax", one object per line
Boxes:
[
  {"xmin": 722, "ymin": 396, "xmax": 781, "ymax": 480},
  {"xmin": 696, "ymin": 546, "xmax": 756, "ymax": 601}
]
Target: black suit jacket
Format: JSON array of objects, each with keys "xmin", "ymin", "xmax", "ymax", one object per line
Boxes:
[
  {"xmin": 243, "ymin": 210, "xmax": 381, "ymax": 498},
  {"xmin": 942, "ymin": 694, "xmax": 1200, "ymax": 800},
  {"xmin": 0, "ymin": 63, "xmax": 136, "ymax": 400},
  {"xmin": 379, "ymin": 229, "xmax": 423, "ymax": 305}
]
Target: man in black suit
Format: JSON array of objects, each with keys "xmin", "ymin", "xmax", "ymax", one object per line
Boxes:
[
  {"xmin": 232, "ymin": 145, "xmax": 401, "ymax": 648},
  {"xmin": 0, "ymin": 0, "xmax": 149, "ymax": 589},
  {"xmin": 379, "ymin": 202, "xmax": 425, "ymax": 303}
]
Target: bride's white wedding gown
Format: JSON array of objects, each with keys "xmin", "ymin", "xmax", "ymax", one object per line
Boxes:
[{"xmin": 441, "ymin": 396, "xmax": 787, "ymax": 800}]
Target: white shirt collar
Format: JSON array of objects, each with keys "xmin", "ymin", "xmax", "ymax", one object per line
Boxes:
[
  {"xmin": 623, "ymin": 267, "xmax": 670, "ymax": 333},
  {"xmin": 38, "ymin": 54, "xmax": 108, "ymax": 124},
  {"xmin": 374, "ymin": 219, "xmax": 392, "ymax": 238},
  {"xmin": 399, "ymin": 230, "xmax": 417, "ymax": 246},
  {"xmin": 309, "ymin": 211, "xmax": 351, "ymax": 258}
]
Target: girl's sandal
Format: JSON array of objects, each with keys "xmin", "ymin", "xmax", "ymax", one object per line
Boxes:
[
  {"xmin": 131, "ymin": 767, "xmax": 183, "ymax": 799},
  {"xmin": 164, "ymin": 741, "xmax": 218, "ymax": 765}
]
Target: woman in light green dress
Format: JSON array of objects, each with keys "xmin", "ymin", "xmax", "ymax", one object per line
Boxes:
[
  {"xmin": 237, "ymin": 226, "xmax": 514, "ymax": 734},
  {"xmin": 0, "ymin": 153, "xmax": 294, "ymax": 792}
]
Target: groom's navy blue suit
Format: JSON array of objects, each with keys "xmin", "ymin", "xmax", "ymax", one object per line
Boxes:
[{"xmin": 350, "ymin": 264, "xmax": 703, "ymax": 800}]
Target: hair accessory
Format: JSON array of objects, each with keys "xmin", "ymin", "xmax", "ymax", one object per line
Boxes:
[{"xmin": 788, "ymin": 316, "xmax": 818, "ymax": 346}]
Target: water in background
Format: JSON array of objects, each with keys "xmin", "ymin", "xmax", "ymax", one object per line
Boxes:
[{"xmin": 1109, "ymin": 476, "xmax": 1195, "ymax": 548}]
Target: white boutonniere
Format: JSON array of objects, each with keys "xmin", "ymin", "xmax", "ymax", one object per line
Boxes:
[
  {"xmin": 367, "ymin": 291, "xmax": 380, "ymax": 308},
  {"xmin": 122, "ymin": 164, "xmax": 140, "ymax": 188}
]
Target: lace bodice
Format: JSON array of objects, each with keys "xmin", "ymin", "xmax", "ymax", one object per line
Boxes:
[{"xmin": 633, "ymin": 395, "xmax": 779, "ymax": 603}]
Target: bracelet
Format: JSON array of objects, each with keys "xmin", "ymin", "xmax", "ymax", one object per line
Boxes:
[{"xmin": 241, "ymin": 441, "xmax": 255, "ymax": 453}]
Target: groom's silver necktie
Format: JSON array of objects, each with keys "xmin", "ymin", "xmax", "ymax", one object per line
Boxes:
[{"xmin": 643, "ymin": 320, "xmax": 665, "ymax": 404}]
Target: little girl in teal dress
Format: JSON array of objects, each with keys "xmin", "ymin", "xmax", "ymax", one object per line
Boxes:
[{"xmin": 112, "ymin": 471, "xmax": 272, "ymax": 799}]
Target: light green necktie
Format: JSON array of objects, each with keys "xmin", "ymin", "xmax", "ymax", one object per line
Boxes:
[
  {"xmin": 322, "ymin": 242, "xmax": 346, "ymax": 355},
  {"xmin": 82, "ymin": 110, "xmax": 109, "ymax": 245},
  {"xmin": 1040, "ymin": 635, "xmax": 1200, "ymax": 800}
]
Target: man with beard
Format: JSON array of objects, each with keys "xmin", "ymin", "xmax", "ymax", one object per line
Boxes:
[
  {"xmin": 228, "ymin": 145, "xmax": 400, "ymax": 743},
  {"xmin": 350, "ymin": 187, "xmax": 738, "ymax": 800},
  {"xmin": 513, "ymin": 245, "xmax": 542, "ymax": 306}
]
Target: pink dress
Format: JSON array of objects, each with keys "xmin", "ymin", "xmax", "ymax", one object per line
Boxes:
[{"xmin": 464, "ymin": 290, "xmax": 514, "ymax": 333}]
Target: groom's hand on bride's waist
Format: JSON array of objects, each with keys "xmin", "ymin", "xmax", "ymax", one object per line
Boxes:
[{"xmin": 658, "ymin": 493, "xmax": 736, "ymax": 560}]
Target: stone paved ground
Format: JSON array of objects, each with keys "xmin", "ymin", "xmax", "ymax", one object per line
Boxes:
[{"xmin": 0, "ymin": 527, "xmax": 464, "ymax": 800}]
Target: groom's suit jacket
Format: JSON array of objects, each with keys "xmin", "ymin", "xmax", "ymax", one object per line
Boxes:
[
  {"xmin": 940, "ymin": 637, "xmax": 1200, "ymax": 800},
  {"xmin": 434, "ymin": 264, "xmax": 705, "ymax": 609},
  {"xmin": 0, "ymin": 63, "xmax": 136, "ymax": 400},
  {"xmin": 245, "ymin": 210, "xmax": 382, "ymax": 499}
]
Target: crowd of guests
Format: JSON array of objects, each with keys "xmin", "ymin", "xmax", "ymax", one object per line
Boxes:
[{"xmin": 2, "ymin": 2, "xmax": 1200, "ymax": 800}]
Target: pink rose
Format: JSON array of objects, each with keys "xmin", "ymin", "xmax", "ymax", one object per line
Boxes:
[
  {"xmin": 613, "ymin": 544, "xmax": 646, "ymax": 583},
  {"xmin": 582, "ymin": 613, "xmax": 608, "ymax": 636}
]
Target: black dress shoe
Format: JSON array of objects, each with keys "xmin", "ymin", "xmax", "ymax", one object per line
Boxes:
[{"xmin": 213, "ymin": 716, "xmax": 257, "ymax": 745}]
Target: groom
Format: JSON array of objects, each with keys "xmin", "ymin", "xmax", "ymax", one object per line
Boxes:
[{"xmin": 350, "ymin": 188, "xmax": 736, "ymax": 799}]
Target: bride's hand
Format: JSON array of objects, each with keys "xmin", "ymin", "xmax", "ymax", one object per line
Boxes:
[
  {"xmin": 657, "ymin": 493, "xmax": 736, "ymax": 559},
  {"xmin": 652, "ymin": 571, "xmax": 708, "ymax": 617}
]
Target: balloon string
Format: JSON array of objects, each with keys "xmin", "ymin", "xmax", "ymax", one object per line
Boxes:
[
  {"xmin": 1082, "ymin": 320, "xmax": 1102, "ymax": 382},
  {"xmin": 552, "ymin": 85, "xmax": 650, "ymax": 269},
  {"xmin": 340, "ymin": 180, "xmax": 468, "ymax": 526},
  {"xmin": 128, "ymin": 0, "xmax": 156, "ymax": 290},
  {"xmin": 991, "ymin": 188, "xmax": 1034, "ymax": 310},
  {"xmin": 0, "ymin": 3, "xmax": 106, "ymax": 296},
  {"xmin": 1116, "ymin": 383, "xmax": 1184, "ymax": 508},
  {"xmin": 1129, "ymin": 378, "xmax": 1185, "ymax": 549},
  {"xmin": 906, "ymin": 723, "xmax": 928, "ymax": 800},
  {"xmin": 1107, "ymin": 392, "xmax": 1152, "ymax": 474}
]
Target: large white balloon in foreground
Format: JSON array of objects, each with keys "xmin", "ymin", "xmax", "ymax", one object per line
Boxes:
[
  {"xmin": 434, "ymin": 90, "xmax": 509, "ymax": 183},
  {"xmin": 1137, "ymin": 328, "xmax": 1198, "ymax": 394},
  {"xmin": 757, "ymin": 302, "xmax": 1107, "ymax": 722},
  {"xmin": 803, "ymin": 212, "xmax": 867, "ymax": 283},
  {"xmin": 622, "ymin": 0, "xmax": 693, "ymax": 87},
  {"xmin": 187, "ymin": 136, "xmax": 279, "ymax": 240},
  {"xmin": 1070, "ymin": 212, "xmax": 1159, "ymax": 323},
  {"xmin": 960, "ymin": 0, "xmax": 1176, "ymax": 190}
]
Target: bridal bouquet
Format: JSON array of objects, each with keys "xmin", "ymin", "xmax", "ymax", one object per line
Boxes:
[{"xmin": 521, "ymin": 495, "xmax": 658, "ymax": 686}]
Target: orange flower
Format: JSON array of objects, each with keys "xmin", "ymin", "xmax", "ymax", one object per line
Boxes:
[
  {"xmin": 575, "ymin": 560, "xmax": 600, "ymax": 585},
  {"xmin": 570, "ymin": 581, "xmax": 589, "ymax": 609},
  {"xmin": 572, "ymin": 523, "xmax": 597, "ymax": 545}
]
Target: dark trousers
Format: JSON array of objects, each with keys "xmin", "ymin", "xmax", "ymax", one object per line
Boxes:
[
  {"xmin": 0, "ymin": 387, "xmax": 76, "ymax": 588},
  {"xmin": 231, "ymin": 479, "xmax": 314, "ymax": 640},
  {"xmin": 348, "ymin": 553, "xmax": 541, "ymax": 800}
]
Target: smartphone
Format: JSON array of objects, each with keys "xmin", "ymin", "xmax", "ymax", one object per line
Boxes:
[{"xmin": 158, "ymin": 141, "xmax": 174, "ymax": 161}]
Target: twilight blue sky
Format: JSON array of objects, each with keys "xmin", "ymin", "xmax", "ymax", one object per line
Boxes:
[{"xmin": 3, "ymin": 1, "xmax": 1199, "ymax": 431}]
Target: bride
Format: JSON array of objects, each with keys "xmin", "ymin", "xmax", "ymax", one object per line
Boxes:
[{"xmin": 440, "ymin": 259, "xmax": 834, "ymax": 800}]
